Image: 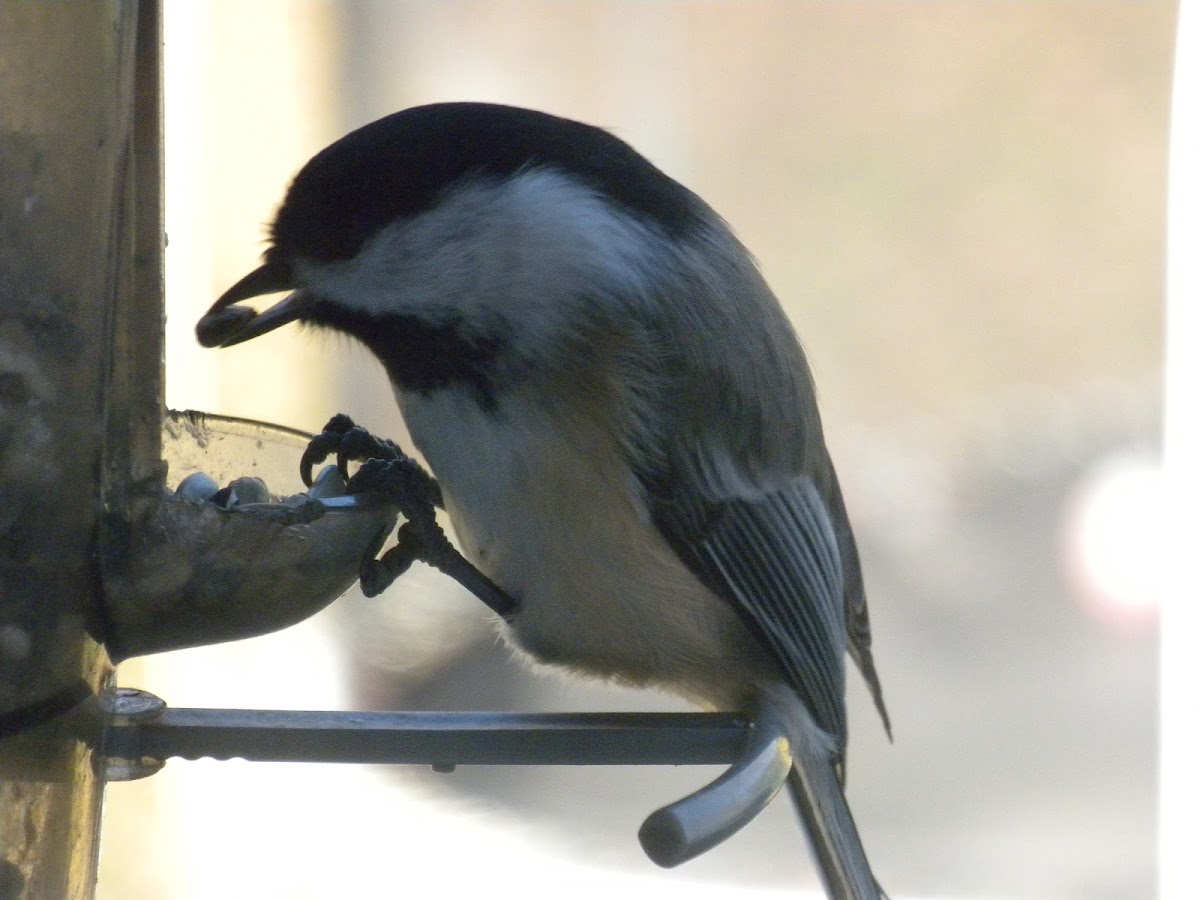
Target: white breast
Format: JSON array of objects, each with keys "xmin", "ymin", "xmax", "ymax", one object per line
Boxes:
[{"xmin": 398, "ymin": 386, "xmax": 769, "ymax": 707}]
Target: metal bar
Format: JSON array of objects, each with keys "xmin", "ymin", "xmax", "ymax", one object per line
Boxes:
[
  {"xmin": 102, "ymin": 691, "xmax": 792, "ymax": 867},
  {"xmin": 639, "ymin": 703, "xmax": 792, "ymax": 867},
  {"xmin": 107, "ymin": 706, "xmax": 751, "ymax": 768}
]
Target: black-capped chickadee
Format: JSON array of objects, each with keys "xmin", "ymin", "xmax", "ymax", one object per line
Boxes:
[{"xmin": 197, "ymin": 102, "xmax": 890, "ymax": 899}]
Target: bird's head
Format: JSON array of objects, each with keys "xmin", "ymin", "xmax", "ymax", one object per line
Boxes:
[{"xmin": 196, "ymin": 102, "xmax": 711, "ymax": 397}]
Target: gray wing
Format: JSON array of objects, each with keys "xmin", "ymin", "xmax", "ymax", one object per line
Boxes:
[{"xmin": 652, "ymin": 474, "xmax": 854, "ymax": 749}]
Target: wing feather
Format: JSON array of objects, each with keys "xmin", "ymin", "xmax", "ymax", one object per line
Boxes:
[{"xmin": 654, "ymin": 475, "xmax": 851, "ymax": 747}]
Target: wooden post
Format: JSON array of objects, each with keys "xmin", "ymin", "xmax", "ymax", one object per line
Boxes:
[{"xmin": 0, "ymin": 2, "xmax": 163, "ymax": 897}]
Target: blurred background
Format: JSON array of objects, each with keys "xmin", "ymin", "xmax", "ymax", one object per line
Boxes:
[{"xmin": 99, "ymin": 3, "xmax": 1170, "ymax": 898}]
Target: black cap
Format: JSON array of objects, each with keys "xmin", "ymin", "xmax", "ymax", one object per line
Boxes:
[{"xmin": 268, "ymin": 102, "xmax": 704, "ymax": 265}]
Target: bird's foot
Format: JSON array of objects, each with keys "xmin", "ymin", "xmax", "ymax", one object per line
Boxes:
[
  {"xmin": 301, "ymin": 413, "xmax": 426, "ymax": 494},
  {"xmin": 300, "ymin": 415, "xmax": 518, "ymax": 618}
]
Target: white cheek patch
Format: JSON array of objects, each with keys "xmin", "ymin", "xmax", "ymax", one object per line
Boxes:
[{"xmin": 295, "ymin": 169, "xmax": 669, "ymax": 352}]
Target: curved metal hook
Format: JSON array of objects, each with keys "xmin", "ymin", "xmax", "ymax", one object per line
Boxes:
[{"xmin": 638, "ymin": 709, "xmax": 792, "ymax": 867}]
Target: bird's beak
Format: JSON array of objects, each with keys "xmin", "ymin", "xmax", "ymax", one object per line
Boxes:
[{"xmin": 196, "ymin": 261, "xmax": 312, "ymax": 348}]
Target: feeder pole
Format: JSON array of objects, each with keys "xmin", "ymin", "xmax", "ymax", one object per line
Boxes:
[{"xmin": 0, "ymin": 2, "xmax": 163, "ymax": 897}]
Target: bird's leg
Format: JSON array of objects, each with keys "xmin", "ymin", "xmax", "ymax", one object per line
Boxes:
[
  {"xmin": 300, "ymin": 416, "xmax": 518, "ymax": 619},
  {"xmin": 345, "ymin": 458, "xmax": 516, "ymax": 617}
]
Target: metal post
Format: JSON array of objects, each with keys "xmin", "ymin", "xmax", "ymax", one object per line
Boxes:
[{"xmin": 0, "ymin": 2, "xmax": 162, "ymax": 897}]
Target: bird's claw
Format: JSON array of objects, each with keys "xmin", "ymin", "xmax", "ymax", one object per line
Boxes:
[
  {"xmin": 300, "ymin": 414, "xmax": 358, "ymax": 487},
  {"xmin": 301, "ymin": 414, "xmax": 422, "ymax": 492},
  {"xmin": 334, "ymin": 428, "xmax": 405, "ymax": 485}
]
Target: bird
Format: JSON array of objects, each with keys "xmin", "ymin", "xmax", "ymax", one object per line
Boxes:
[{"xmin": 196, "ymin": 101, "xmax": 890, "ymax": 899}]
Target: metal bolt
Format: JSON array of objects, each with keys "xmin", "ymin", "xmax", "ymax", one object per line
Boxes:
[{"xmin": 103, "ymin": 688, "xmax": 167, "ymax": 781}]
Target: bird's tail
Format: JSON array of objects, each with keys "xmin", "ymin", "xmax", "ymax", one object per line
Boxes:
[{"xmin": 764, "ymin": 688, "xmax": 882, "ymax": 900}]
